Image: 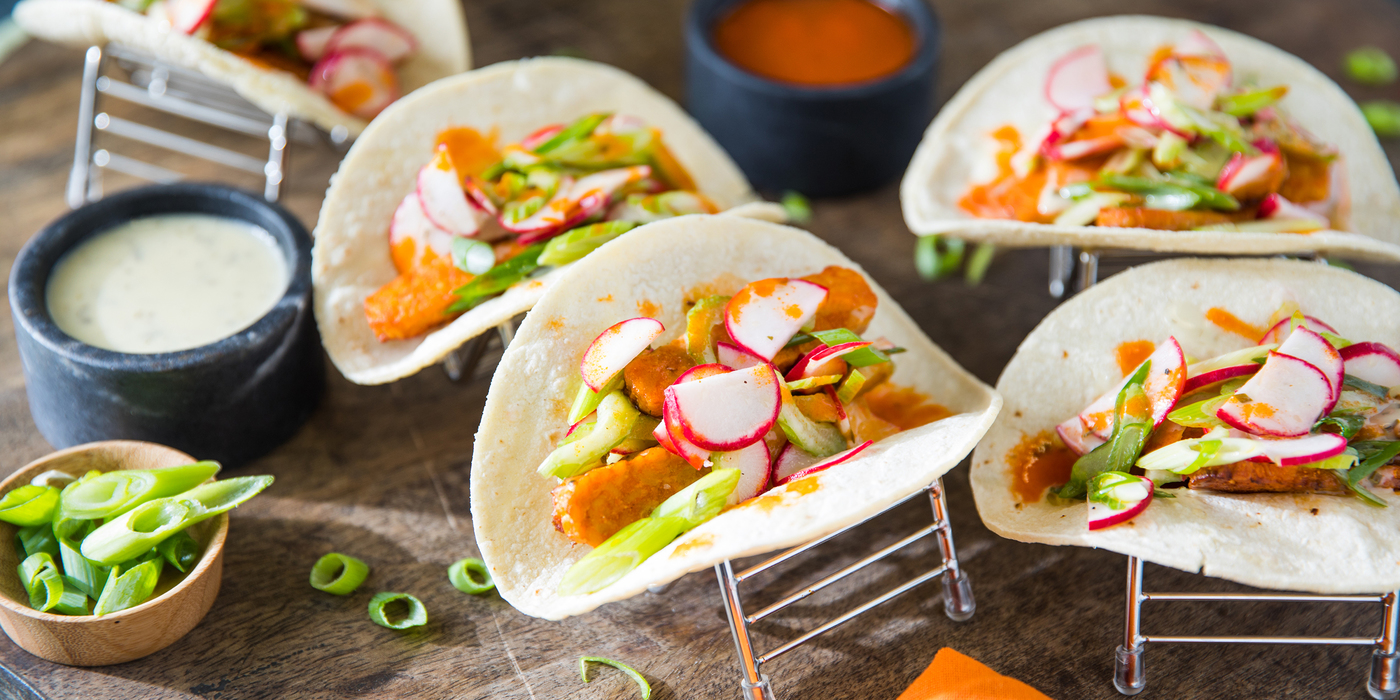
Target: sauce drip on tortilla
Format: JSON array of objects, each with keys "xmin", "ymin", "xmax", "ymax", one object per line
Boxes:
[
  {"xmin": 1115, "ymin": 340, "xmax": 1156, "ymax": 377},
  {"xmin": 436, "ymin": 127, "xmax": 500, "ymax": 181},
  {"xmin": 1008, "ymin": 431, "xmax": 1077, "ymax": 504},
  {"xmin": 712, "ymin": 0, "xmax": 916, "ymax": 86},
  {"xmin": 1206, "ymin": 307, "xmax": 1264, "ymax": 341},
  {"xmin": 865, "ymin": 385, "xmax": 951, "ymax": 429}
]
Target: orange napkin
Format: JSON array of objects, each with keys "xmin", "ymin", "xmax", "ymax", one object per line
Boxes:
[{"xmin": 896, "ymin": 648, "xmax": 1054, "ymax": 700}]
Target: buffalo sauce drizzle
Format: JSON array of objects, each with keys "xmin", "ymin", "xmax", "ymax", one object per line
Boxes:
[{"xmin": 1008, "ymin": 431, "xmax": 1077, "ymax": 504}]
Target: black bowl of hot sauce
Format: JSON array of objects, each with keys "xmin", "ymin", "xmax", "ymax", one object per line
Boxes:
[{"xmin": 685, "ymin": 0, "xmax": 939, "ymax": 197}]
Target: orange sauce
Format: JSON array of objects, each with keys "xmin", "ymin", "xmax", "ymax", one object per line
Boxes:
[
  {"xmin": 1115, "ymin": 340, "xmax": 1156, "ymax": 377},
  {"xmin": 865, "ymin": 384, "xmax": 951, "ymax": 430},
  {"xmin": 330, "ymin": 81, "xmax": 375, "ymax": 113},
  {"xmin": 435, "ymin": 127, "xmax": 500, "ymax": 183},
  {"xmin": 713, "ymin": 0, "xmax": 916, "ymax": 85},
  {"xmin": 1206, "ymin": 307, "xmax": 1264, "ymax": 341},
  {"xmin": 1007, "ymin": 431, "xmax": 1077, "ymax": 503},
  {"xmin": 671, "ymin": 533, "xmax": 715, "ymax": 558},
  {"xmin": 1279, "ymin": 153, "xmax": 1331, "ymax": 204}
]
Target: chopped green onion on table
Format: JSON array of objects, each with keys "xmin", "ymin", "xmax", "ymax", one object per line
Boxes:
[
  {"xmin": 367, "ymin": 592, "xmax": 428, "ymax": 630},
  {"xmin": 449, "ymin": 558, "xmax": 495, "ymax": 595},
  {"xmin": 311, "ymin": 553, "xmax": 370, "ymax": 595}
]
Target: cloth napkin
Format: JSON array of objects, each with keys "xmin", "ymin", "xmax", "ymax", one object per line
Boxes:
[{"xmin": 896, "ymin": 648, "xmax": 1054, "ymax": 700}]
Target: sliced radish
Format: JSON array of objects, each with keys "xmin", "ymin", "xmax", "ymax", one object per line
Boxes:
[
  {"xmin": 1215, "ymin": 150, "xmax": 1285, "ymax": 199},
  {"xmin": 309, "ymin": 48, "xmax": 400, "ymax": 120},
  {"xmin": 324, "ymin": 19, "xmax": 417, "ymax": 64},
  {"xmin": 1340, "ymin": 343, "xmax": 1400, "ymax": 389},
  {"xmin": 716, "ymin": 342, "xmax": 767, "ymax": 370},
  {"xmin": 770, "ymin": 443, "xmax": 822, "ymax": 486},
  {"xmin": 724, "ymin": 279, "xmax": 828, "ymax": 361},
  {"xmin": 1147, "ymin": 56, "xmax": 1230, "ymax": 111},
  {"xmin": 653, "ymin": 419, "xmax": 681, "ymax": 456},
  {"xmin": 1087, "ymin": 473, "xmax": 1153, "ymax": 531},
  {"xmin": 784, "ymin": 341, "xmax": 871, "ymax": 382},
  {"xmin": 1258, "ymin": 315, "xmax": 1338, "ymax": 345},
  {"xmin": 166, "ymin": 0, "xmax": 215, "ymax": 33},
  {"xmin": 1076, "ymin": 338, "xmax": 1187, "ymax": 439},
  {"xmin": 579, "ymin": 317, "xmax": 665, "ymax": 391},
  {"xmin": 668, "ymin": 364, "xmax": 781, "ymax": 451},
  {"xmin": 713, "ymin": 441, "xmax": 772, "ymax": 506},
  {"xmin": 388, "ymin": 192, "xmax": 452, "ymax": 271},
  {"xmin": 676, "ymin": 363, "xmax": 732, "ymax": 384},
  {"xmin": 1259, "ymin": 193, "xmax": 1329, "ymax": 225},
  {"xmin": 296, "ymin": 26, "xmax": 340, "ymax": 62},
  {"xmin": 520, "ymin": 124, "xmax": 563, "ymax": 151},
  {"xmin": 414, "ymin": 151, "xmax": 486, "ymax": 236},
  {"xmin": 662, "ymin": 394, "xmax": 711, "ymax": 468},
  {"xmin": 507, "ymin": 166, "xmax": 651, "ymax": 243},
  {"xmin": 1216, "ymin": 352, "xmax": 1332, "ymax": 437},
  {"xmin": 1182, "ymin": 364, "xmax": 1259, "ymax": 395},
  {"xmin": 1040, "ymin": 109, "xmax": 1093, "ymax": 151},
  {"xmin": 298, "ymin": 0, "xmax": 379, "ymax": 20},
  {"xmin": 1045, "ymin": 135, "xmax": 1125, "ymax": 161},
  {"xmin": 1056, "ymin": 415, "xmax": 1104, "ymax": 456},
  {"xmin": 1244, "ymin": 432, "xmax": 1348, "ymax": 466},
  {"xmin": 1045, "ymin": 45, "xmax": 1112, "ymax": 112},
  {"xmin": 1276, "ymin": 327, "xmax": 1344, "ymax": 407},
  {"xmin": 775, "ymin": 441, "xmax": 873, "ymax": 486},
  {"xmin": 462, "ymin": 176, "xmax": 499, "ymax": 216},
  {"xmin": 566, "ymin": 412, "xmax": 596, "ymax": 438},
  {"xmin": 1176, "ymin": 29, "xmax": 1228, "ymax": 60}
]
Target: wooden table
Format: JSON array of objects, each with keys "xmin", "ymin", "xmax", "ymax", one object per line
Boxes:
[{"xmin": 3, "ymin": 0, "xmax": 1400, "ymax": 697}]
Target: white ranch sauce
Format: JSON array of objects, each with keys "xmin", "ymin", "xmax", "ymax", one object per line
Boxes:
[{"xmin": 46, "ymin": 214, "xmax": 289, "ymax": 354}]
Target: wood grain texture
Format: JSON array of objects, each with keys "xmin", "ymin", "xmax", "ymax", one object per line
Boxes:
[{"xmin": 0, "ymin": 0, "xmax": 1399, "ymax": 697}]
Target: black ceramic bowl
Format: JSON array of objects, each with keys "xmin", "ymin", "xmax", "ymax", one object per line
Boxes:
[
  {"xmin": 9, "ymin": 184, "xmax": 323, "ymax": 468},
  {"xmin": 685, "ymin": 0, "xmax": 940, "ymax": 198}
]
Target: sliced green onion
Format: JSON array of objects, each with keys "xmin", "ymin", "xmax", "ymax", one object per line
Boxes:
[
  {"xmin": 448, "ymin": 558, "xmax": 495, "ymax": 595},
  {"xmin": 651, "ymin": 469, "xmax": 739, "ymax": 529},
  {"xmin": 1345, "ymin": 47, "xmax": 1398, "ymax": 85},
  {"xmin": 132, "ymin": 547, "xmax": 166, "ymax": 579},
  {"xmin": 1167, "ymin": 395, "xmax": 1230, "ymax": 429},
  {"xmin": 558, "ymin": 516, "xmax": 689, "ymax": 596},
  {"xmin": 1362, "ymin": 101, "xmax": 1400, "ymax": 138},
  {"xmin": 1315, "ymin": 413, "xmax": 1366, "ymax": 440},
  {"xmin": 915, "ymin": 235, "xmax": 964, "ymax": 281},
  {"xmin": 533, "ymin": 113, "xmax": 607, "ymax": 155},
  {"xmin": 538, "ymin": 221, "xmax": 637, "ymax": 267},
  {"xmin": 0, "ymin": 485, "xmax": 60, "ymax": 527},
  {"xmin": 16, "ymin": 524, "xmax": 59, "ymax": 560},
  {"xmin": 367, "ymin": 592, "xmax": 428, "ymax": 630},
  {"xmin": 92, "ymin": 560, "xmax": 161, "ymax": 616},
  {"xmin": 539, "ymin": 391, "xmax": 638, "ymax": 479},
  {"xmin": 806, "ymin": 329, "xmax": 889, "ymax": 367},
  {"xmin": 53, "ymin": 518, "xmax": 107, "ymax": 599},
  {"xmin": 19, "ymin": 553, "xmax": 63, "ymax": 612},
  {"xmin": 59, "ymin": 461, "xmax": 220, "ymax": 521},
  {"xmin": 1344, "ymin": 374, "xmax": 1391, "ymax": 399},
  {"xmin": 158, "ymin": 531, "xmax": 202, "ymax": 574},
  {"xmin": 310, "ymin": 553, "xmax": 369, "ymax": 595},
  {"xmin": 1057, "ymin": 362, "xmax": 1151, "ymax": 499},
  {"xmin": 566, "ymin": 373, "xmax": 625, "ymax": 426},
  {"xmin": 964, "ymin": 243, "xmax": 995, "ymax": 285},
  {"xmin": 50, "ymin": 588, "xmax": 89, "ymax": 616},
  {"xmin": 684, "ymin": 295, "xmax": 731, "ymax": 365},
  {"xmin": 835, "ymin": 369, "xmax": 867, "ymax": 404},
  {"xmin": 447, "ymin": 243, "xmax": 547, "ymax": 313},
  {"xmin": 579, "ymin": 656, "xmax": 652, "ymax": 699},
  {"xmin": 1218, "ymin": 86, "xmax": 1289, "ymax": 117},
  {"xmin": 29, "ymin": 470, "xmax": 77, "ymax": 489},
  {"xmin": 451, "ymin": 238, "xmax": 497, "ymax": 275},
  {"xmin": 82, "ymin": 475, "xmax": 273, "ymax": 566},
  {"xmin": 787, "ymin": 375, "xmax": 842, "ymax": 393},
  {"xmin": 781, "ymin": 191, "xmax": 812, "ymax": 224},
  {"xmin": 1350, "ymin": 441, "xmax": 1400, "ymax": 488}
]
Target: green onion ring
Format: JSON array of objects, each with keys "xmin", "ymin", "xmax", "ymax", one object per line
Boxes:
[
  {"xmin": 448, "ymin": 558, "xmax": 494, "ymax": 595},
  {"xmin": 310, "ymin": 553, "xmax": 369, "ymax": 595},
  {"xmin": 367, "ymin": 592, "xmax": 427, "ymax": 630},
  {"xmin": 579, "ymin": 656, "xmax": 651, "ymax": 699},
  {"xmin": 0, "ymin": 485, "xmax": 60, "ymax": 527}
]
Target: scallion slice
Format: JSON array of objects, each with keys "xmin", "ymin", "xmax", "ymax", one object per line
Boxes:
[
  {"xmin": 18, "ymin": 552, "xmax": 63, "ymax": 612},
  {"xmin": 51, "ymin": 587, "xmax": 89, "ymax": 616},
  {"xmin": 448, "ymin": 558, "xmax": 494, "ymax": 595},
  {"xmin": 16, "ymin": 524, "xmax": 59, "ymax": 560},
  {"xmin": 579, "ymin": 657, "xmax": 652, "ymax": 699},
  {"xmin": 558, "ymin": 516, "xmax": 689, "ymax": 596},
  {"xmin": 310, "ymin": 553, "xmax": 369, "ymax": 595},
  {"xmin": 54, "ymin": 518, "xmax": 107, "ymax": 599},
  {"xmin": 82, "ymin": 475, "xmax": 273, "ymax": 566},
  {"xmin": 0, "ymin": 485, "xmax": 60, "ymax": 527},
  {"xmin": 59, "ymin": 461, "xmax": 220, "ymax": 521},
  {"xmin": 367, "ymin": 592, "xmax": 428, "ymax": 630},
  {"xmin": 158, "ymin": 531, "xmax": 202, "ymax": 574},
  {"xmin": 92, "ymin": 560, "xmax": 161, "ymax": 616}
]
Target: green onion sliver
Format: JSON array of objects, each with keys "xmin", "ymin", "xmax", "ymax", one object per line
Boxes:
[
  {"xmin": 54, "ymin": 518, "xmax": 108, "ymax": 599},
  {"xmin": 18, "ymin": 553, "xmax": 64, "ymax": 612},
  {"xmin": 16, "ymin": 524, "xmax": 59, "ymax": 560},
  {"xmin": 579, "ymin": 656, "xmax": 652, "ymax": 699},
  {"xmin": 0, "ymin": 485, "xmax": 60, "ymax": 527},
  {"xmin": 81, "ymin": 475, "xmax": 273, "ymax": 566},
  {"xmin": 449, "ymin": 558, "xmax": 494, "ymax": 595},
  {"xmin": 367, "ymin": 592, "xmax": 428, "ymax": 630},
  {"xmin": 93, "ymin": 560, "xmax": 161, "ymax": 616},
  {"xmin": 158, "ymin": 530, "xmax": 202, "ymax": 574},
  {"xmin": 311, "ymin": 553, "xmax": 369, "ymax": 595},
  {"xmin": 558, "ymin": 516, "xmax": 688, "ymax": 597},
  {"xmin": 59, "ymin": 462, "xmax": 220, "ymax": 521}
]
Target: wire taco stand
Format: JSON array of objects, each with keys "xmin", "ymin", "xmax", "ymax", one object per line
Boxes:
[{"xmin": 67, "ymin": 43, "xmax": 343, "ymax": 207}]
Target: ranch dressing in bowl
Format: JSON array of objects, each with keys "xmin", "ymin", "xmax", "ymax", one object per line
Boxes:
[{"xmin": 46, "ymin": 214, "xmax": 289, "ymax": 354}]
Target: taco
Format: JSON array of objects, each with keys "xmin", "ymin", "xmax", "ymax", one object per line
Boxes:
[
  {"xmin": 470, "ymin": 215, "xmax": 1001, "ymax": 620},
  {"xmin": 972, "ymin": 258, "xmax": 1400, "ymax": 593},
  {"xmin": 900, "ymin": 16, "xmax": 1400, "ymax": 261},
  {"xmin": 313, "ymin": 57, "xmax": 784, "ymax": 385},
  {"xmin": 14, "ymin": 0, "xmax": 469, "ymax": 134}
]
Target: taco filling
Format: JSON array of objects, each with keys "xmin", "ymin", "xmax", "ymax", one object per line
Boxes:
[
  {"xmin": 961, "ymin": 29, "xmax": 1344, "ymax": 233},
  {"xmin": 540, "ymin": 267, "xmax": 950, "ymax": 596},
  {"xmin": 115, "ymin": 0, "xmax": 416, "ymax": 118},
  {"xmin": 363, "ymin": 113, "xmax": 719, "ymax": 342},
  {"xmin": 1012, "ymin": 305, "xmax": 1400, "ymax": 530}
]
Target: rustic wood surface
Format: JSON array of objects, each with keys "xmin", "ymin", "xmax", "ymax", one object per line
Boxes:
[{"xmin": 2, "ymin": 0, "xmax": 1400, "ymax": 697}]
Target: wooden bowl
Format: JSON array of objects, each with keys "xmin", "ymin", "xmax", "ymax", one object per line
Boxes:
[{"xmin": 0, "ymin": 440, "xmax": 227, "ymax": 666}]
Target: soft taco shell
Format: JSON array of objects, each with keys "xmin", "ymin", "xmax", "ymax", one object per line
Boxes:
[
  {"xmin": 900, "ymin": 15, "xmax": 1400, "ymax": 261},
  {"xmin": 14, "ymin": 0, "xmax": 470, "ymax": 136},
  {"xmin": 470, "ymin": 215, "xmax": 1001, "ymax": 620},
  {"xmin": 972, "ymin": 258, "xmax": 1400, "ymax": 593},
  {"xmin": 313, "ymin": 57, "xmax": 783, "ymax": 385}
]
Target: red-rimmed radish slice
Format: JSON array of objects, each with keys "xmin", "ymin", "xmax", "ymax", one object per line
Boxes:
[
  {"xmin": 1056, "ymin": 415, "xmax": 1103, "ymax": 456},
  {"xmin": 724, "ymin": 279, "xmax": 828, "ymax": 361},
  {"xmin": 1087, "ymin": 474, "xmax": 1153, "ymax": 531},
  {"xmin": 414, "ymin": 151, "xmax": 483, "ymax": 236},
  {"xmin": 775, "ymin": 441, "xmax": 873, "ymax": 486},
  {"xmin": 676, "ymin": 363, "xmax": 732, "ymax": 384},
  {"xmin": 713, "ymin": 441, "xmax": 772, "ymax": 506},
  {"xmin": 509, "ymin": 166, "xmax": 652, "ymax": 242},
  {"xmin": 1258, "ymin": 315, "xmax": 1338, "ymax": 345},
  {"xmin": 167, "ymin": 0, "xmax": 215, "ymax": 33},
  {"xmin": 566, "ymin": 412, "xmax": 596, "ymax": 438},
  {"xmin": 324, "ymin": 18, "xmax": 417, "ymax": 64},
  {"xmin": 462, "ymin": 176, "xmax": 499, "ymax": 216},
  {"xmin": 662, "ymin": 393, "xmax": 711, "ymax": 468},
  {"xmin": 310, "ymin": 48, "xmax": 400, "ymax": 119},
  {"xmin": 296, "ymin": 26, "xmax": 340, "ymax": 62},
  {"xmin": 299, "ymin": 0, "xmax": 379, "ymax": 20},
  {"xmin": 1182, "ymin": 364, "xmax": 1259, "ymax": 395},
  {"xmin": 580, "ymin": 317, "xmax": 665, "ymax": 391},
  {"xmin": 1215, "ymin": 150, "xmax": 1285, "ymax": 199},
  {"xmin": 1044, "ymin": 45, "xmax": 1112, "ymax": 112},
  {"xmin": 770, "ymin": 443, "xmax": 822, "ymax": 486},
  {"xmin": 1119, "ymin": 86, "xmax": 1159, "ymax": 130},
  {"xmin": 1040, "ymin": 108, "xmax": 1093, "ymax": 151},
  {"xmin": 1259, "ymin": 193, "xmax": 1329, "ymax": 225},
  {"xmin": 653, "ymin": 419, "xmax": 681, "ymax": 456},
  {"xmin": 716, "ymin": 342, "xmax": 766, "ymax": 370},
  {"xmin": 784, "ymin": 341, "xmax": 871, "ymax": 381},
  {"xmin": 1276, "ymin": 328, "xmax": 1344, "ymax": 407},
  {"xmin": 520, "ymin": 124, "xmax": 563, "ymax": 151},
  {"xmin": 1176, "ymin": 29, "xmax": 1227, "ymax": 59},
  {"xmin": 1216, "ymin": 352, "xmax": 1332, "ymax": 437},
  {"xmin": 1340, "ymin": 343, "xmax": 1400, "ymax": 389},
  {"xmin": 1044, "ymin": 135, "xmax": 1125, "ymax": 161},
  {"xmin": 388, "ymin": 192, "xmax": 453, "ymax": 272},
  {"xmin": 1076, "ymin": 337, "xmax": 1187, "ymax": 439},
  {"xmin": 1244, "ymin": 432, "xmax": 1348, "ymax": 466},
  {"xmin": 669, "ymin": 364, "xmax": 781, "ymax": 451}
]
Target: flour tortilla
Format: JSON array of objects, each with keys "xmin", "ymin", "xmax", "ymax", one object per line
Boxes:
[
  {"xmin": 312, "ymin": 58, "xmax": 784, "ymax": 385},
  {"xmin": 470, "ymin": 216, "xmax": 1001, "ymax": 620},
  {"xmin": 13, "ymin": 0, "xmax": 470, "ymax": 136},
  {"xmin": 972, "ymin": 258, "xmax": 1400, "ymax": 593},
  {"xmin": 900, "ymin": 15, "xmax": 1400, "ymax": 262}
]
